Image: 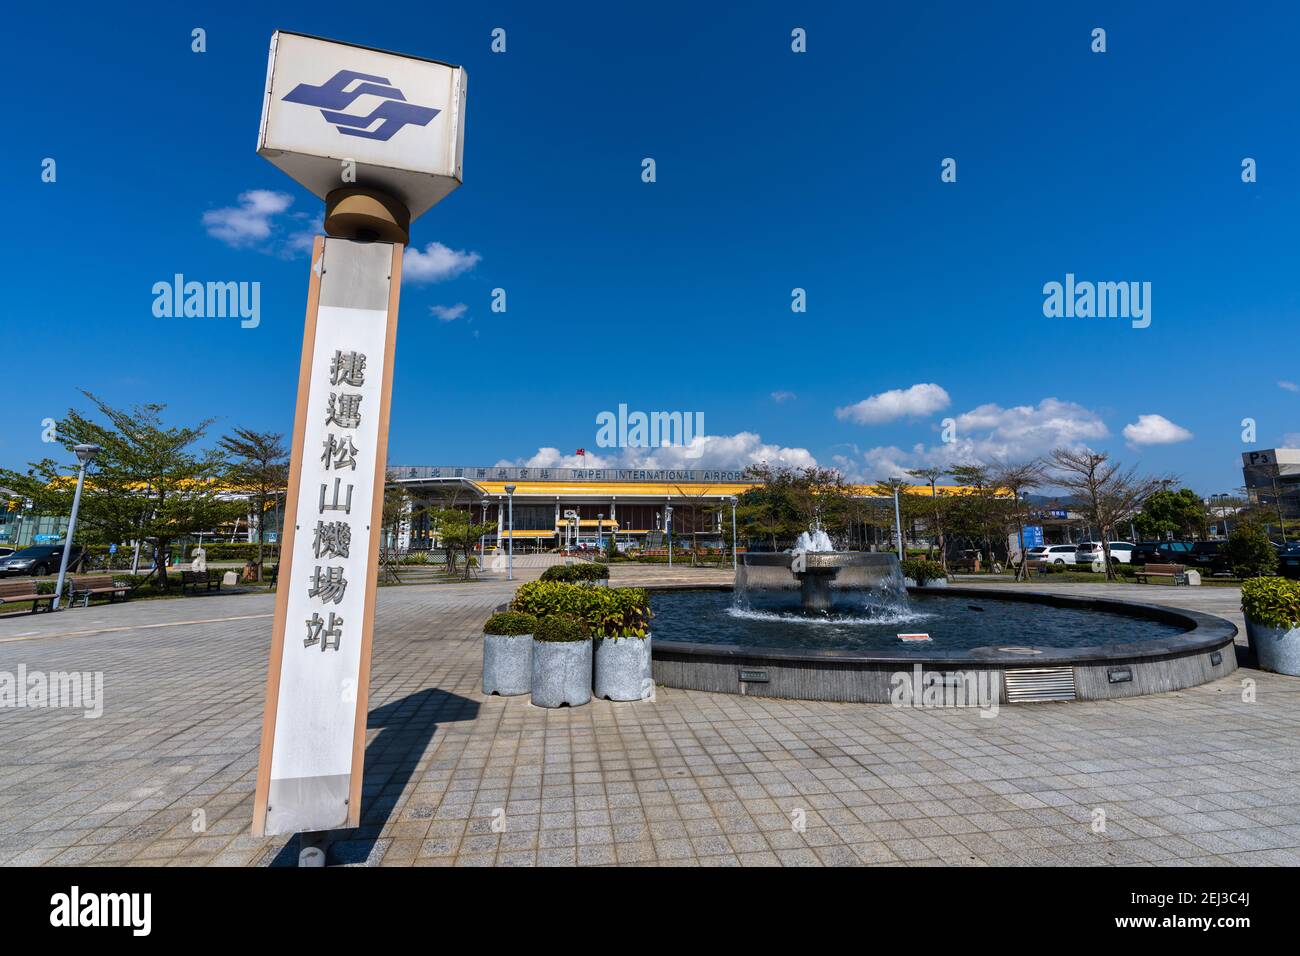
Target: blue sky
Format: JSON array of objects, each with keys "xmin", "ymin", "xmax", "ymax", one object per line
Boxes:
[{"xmin": 5, "ymin": 1, "xmax": 1298, "ymax": 493}]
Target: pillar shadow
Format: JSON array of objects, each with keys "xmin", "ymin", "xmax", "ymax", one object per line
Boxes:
[{"xmin": 269, "ymin": 686, "xmax": 479, "ymax": 866}]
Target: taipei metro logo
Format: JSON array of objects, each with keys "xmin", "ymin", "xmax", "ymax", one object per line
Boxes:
[{"xmin": 282, "ymin": 69, "xmax": 441, "ymax": 142}]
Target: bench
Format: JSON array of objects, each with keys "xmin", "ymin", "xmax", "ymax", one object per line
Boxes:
[
  {"xmin": 0, "ymin": 580, "xmax": 57, "ymax": 614},
  {"xmin": 68, "ymin": 574, "xmax": 130, "ymax": 607},
  {"xmin": 1020, "ymin": 559, "xmax": 1050, "ymax": 578},
  {"xmin": 1135, "ymin": 563, "xmax": 1187, "ymax": 585},
  {"xmin": 180, "ymin": 569, "xmax": 222, "ymax": 594}
]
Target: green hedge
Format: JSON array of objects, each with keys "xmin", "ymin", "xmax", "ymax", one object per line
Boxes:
[
  {"xmin": 540, "ymin": 563, "xmax": 610, "ymax": 583},
  {"xmin": 483, "ymin": 611, "xmax": 537, "ymax": 636},
  {"xmin": 510, "ymin": 581, "xmax": 650, "ymax": 638},
  {"xmin": 187, "ymin": 543, "xmax": 279, "ymax": 562},
  {"xmin": 900, "ymin": 558, "xmax": 947, "ymax": 586},
  {"xmin": 1242, "ymin": 577, "xmax": 1300, "ymax": 630}
]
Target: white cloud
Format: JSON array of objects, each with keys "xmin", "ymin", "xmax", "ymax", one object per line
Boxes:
[
  {"xmin": 280, "ymin": 213, "xmax": 323, "ymax": 258},
  {"xmin": 202, "ymin": 190, "xmax": 294, "ymax": 247},
  {"xmin": 403, "ymin": 241, "xmax": 481, "ymax": 284},
  {"xmin": 1280, "ymin": 380, "xmax": 1299, "ymax": 393},
  {"xmin": 835, "ymin": 383, "xmax": 950, "ymax": 425},
  {"xmin": 836, "ymin": 397, "xmax": 1109, "ymax": 482},
  {"xmin": 430, "ymin": 303, "xmax": 468, "ymax": 322},
  {"xmin": 770, "ymin": 391, "xmax": 798, "ymax": 403},
  {"xmin": 1122, "ymin": 413, "xmax": 1193, "ymax": 446},
  {"xmin": 503, "ymin": 432, "xmax": 818, "ymax": 472},
  {"xmin": 1284, "ymin": 432, "xmax": 1300, "ymax": 448}
]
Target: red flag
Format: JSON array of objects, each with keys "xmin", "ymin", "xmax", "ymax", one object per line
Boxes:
[{"xmin": 576, "ymin": 448, "xmax": 585, "ymax": 456}]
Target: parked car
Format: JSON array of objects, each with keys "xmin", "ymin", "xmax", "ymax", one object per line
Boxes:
[
  {"xmin": 1131, "ymin": 541, "xmax": 1194, "ymax": 566},
  {"xmin": 1185, "ymin": 540, "xmax": 1233, "ymax": 576},
  {"xmin": 1075, "ymin": 541, "xmax": 1136, "ymax": 569},
  {"xmin": 0, "ymin": 545, "xmax": 83, "ymax": 577},
  {"xmin": 1026, "ymin": 544, "xmax": 1078, "ymax": 566},
  {"xmin": 1277, "ymin": 542, "xmax": 1300, "ymax": 580},
  {"xmin": 0, "ymin": 547, "xmax": 15, "ymax": 559}
]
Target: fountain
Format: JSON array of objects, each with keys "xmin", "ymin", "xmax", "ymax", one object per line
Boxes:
[
  {"xmin": 650, "ymin": 527, "xmax": 1239, "ymax": 706},
  {"xmin": 736, "ymin": 527, "xmax": 907, "ymax": 614}
]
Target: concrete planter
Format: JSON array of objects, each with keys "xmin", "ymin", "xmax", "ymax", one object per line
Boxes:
[
  {"xmin": 1245, "ymin": 617, "xmax": 1300, "ymax": 677},
  {"xmin": 531, "ymin": 638, "xmax": 593, "ymax": 707},
  {"xmin": 482, "ymin": 634, "xmax": 533, "ymax": 696},
  {"xmin": 905, "ymin": 577, "xmax": 947, "ymax": 589},
  {"xmin": 594, "ymin": 634, "xmax": 653, "ymax": 701}
]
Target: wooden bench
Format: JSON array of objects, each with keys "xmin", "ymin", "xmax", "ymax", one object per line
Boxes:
[
  {"xmin": 68, "ymin": 574, "xmax": 130, "ymax": 607},
  {"xmin": 0, "ymin": 580, "xmax": 57, "ymax": 614},
  {"xmin": 1020, "ymin": 559, "xmax": 1050, "ymax": 578},
  {"xmin": 180, "ymin": 569, "xmax": 222, "ymax": 594},
  {"xmin": 1135, "ymin": 562, "xmax": 1187, "ymax": 585}
]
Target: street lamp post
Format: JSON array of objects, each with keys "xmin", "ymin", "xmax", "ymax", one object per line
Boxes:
[
  {"xmin": 504, "ymin": 484, "xmax": 516, "ymax": 581},
  {"xmin": 728, "ymin": 496, "xmax": 738, "ymax": 571},
  {"xmin": 892, "ymin": 482, "xmax": 904, "ymax": 560},
  {"xmin": 53, "ymin": 444, "xmax": 100, "ymax": 611},
  {"xmin": 665, "ymin": 505, "xmax": 673, "ymax": 568}
]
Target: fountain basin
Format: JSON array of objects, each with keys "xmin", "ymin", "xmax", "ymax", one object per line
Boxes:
[{"xmin": 647, "ymin": 586, "xmax": 1239, "ymax": 704}]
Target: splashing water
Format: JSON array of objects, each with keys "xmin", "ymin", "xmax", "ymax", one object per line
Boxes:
[{"xmin": 794, "ymin": 528, "xmax": 835, "ymax": 552}]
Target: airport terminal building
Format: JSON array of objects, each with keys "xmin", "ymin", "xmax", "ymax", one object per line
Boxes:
[{"xmin": 389, "ymin": 465, "xmax": 757, "ymax": 551}]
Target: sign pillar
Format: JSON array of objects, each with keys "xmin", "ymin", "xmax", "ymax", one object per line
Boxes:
[
  {"xmin": 253, "ymin": 237, "xmax": 402, "ymax": 836},
  {"xmin": 249, "ymin": 30, "xmax": 466, "ymax": 842}
]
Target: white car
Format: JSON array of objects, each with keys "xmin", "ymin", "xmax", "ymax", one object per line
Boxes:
[
  {"xmin": 1075, "ymin": 541, "xmax": 1135, "ymax": 570},
  {"xmin": 1026, "ymin": 544, "xmax": 1079, "ymax": 566}
]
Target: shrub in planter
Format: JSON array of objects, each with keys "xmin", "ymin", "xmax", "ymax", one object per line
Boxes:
[
  {"xmin": 510, "ymin": 580, "xmax": 649, "ymax": 637},
  {"xmin": 1241, "ymin": 577, "xmax": 1300, "ymax": 676},
  {"xmin": 482, "ymin": 612, "xmax": 537, "ymax": 696},
  {"xmin": 531, "ymin": 615, "xmax": 593, "ymax": 707},
  {"xmin": 540, "ymin": 563, "xmax": 610, "ymax": 583},
  {"xmin": 900, "ymin": 558, "xmax": 947, "ymax": 587},
  {"xmin": 593, "ymin": 590, "xmax": 654, "ymax": 702}
]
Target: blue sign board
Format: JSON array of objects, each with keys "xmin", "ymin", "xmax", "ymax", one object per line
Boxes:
[{"xmin": 1022, "ymin": 525, "xmax": 1045, "ymax": 548}]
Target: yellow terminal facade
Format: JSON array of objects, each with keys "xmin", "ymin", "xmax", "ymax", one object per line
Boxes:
[{"xmin": 387, "ymin": 465, "xmax": 975, "ymax": 552}]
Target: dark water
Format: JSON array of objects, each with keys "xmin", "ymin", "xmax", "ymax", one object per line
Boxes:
[{"xmin": 650, "ymin": 589, "xmax": 1186, "ymax": 655}]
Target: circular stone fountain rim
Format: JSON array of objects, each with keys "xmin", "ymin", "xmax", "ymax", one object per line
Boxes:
[{"xmin": 646, "ymin": 585, "xmax": 1238, "ymax": 667}]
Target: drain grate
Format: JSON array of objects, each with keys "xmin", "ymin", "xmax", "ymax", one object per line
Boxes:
[{"xmin": 1004, "ymin": 667, "xmax": 1076, "ymax": 702}]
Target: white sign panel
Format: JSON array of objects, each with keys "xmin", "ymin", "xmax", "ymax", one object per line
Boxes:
[
  {"xmin": 258, "ymin": 31, "xmax": 466, "ymax": 219},
  {"xmin": 255, "ymin": 238, "xmax": 400, "ymax": 836}
]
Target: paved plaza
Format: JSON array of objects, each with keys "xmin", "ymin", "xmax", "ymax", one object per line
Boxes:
[{"xmin": 1, "ymin": 565, "xmax": 1298, "ymax": 867}]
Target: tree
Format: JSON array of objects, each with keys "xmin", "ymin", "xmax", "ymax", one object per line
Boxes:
[
  {"xmin": 734, "ymin": 464, "xmax": 857, "ymax": 550},
  {"xmin": 218, "ymin": 428, "xmax": 287, "ymax": 581},
  {"xmin": 946, "ymin": 464, "xmax": 1006, "ymax": 568},
  {"xmin": 906, "ymin": 467, "xmax": 948, "ymax": 566},
  {"xmin": 1133, "ymin": 488, "xmax": 1208, "ymax": 541},
  {"xmin": 1225, "ymin": 521, "xmax": 1279, "ymax": 578},
  {"xmin": 0, "ymin": 392, "xmax": 241, "ymax": 587},
  {"xmin": 380, "ymin": 475, "xmax": 412, "ymax": 552},
  {"xmin": 430, "ymin": 508, "xmax": 497, "ymax": 579},
  {"xmin": 1048, "ymin": 448, "xmax": 1165, "ymax": 581},
  {"xmin": 989, "ymin": 459, "xmax": 1046, "ymax": 580}
]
